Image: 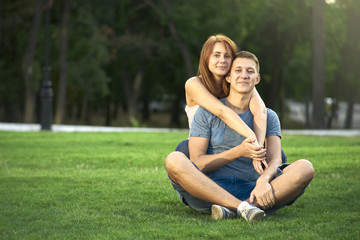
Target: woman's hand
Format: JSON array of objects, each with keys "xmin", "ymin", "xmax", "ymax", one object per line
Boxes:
[{"xmin": 241, "ymin": 138, "xmax": 266, "ymax": 163}]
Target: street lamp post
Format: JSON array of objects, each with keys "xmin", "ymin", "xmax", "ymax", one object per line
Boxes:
[{"xmin": 40, "ymin": 0, "xmax": 53, "ymax": 130}]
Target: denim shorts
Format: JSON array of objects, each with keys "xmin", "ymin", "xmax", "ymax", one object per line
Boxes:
[{"xmin": 169, "ymin": 162, "xmax": 305, "ymax": 215}]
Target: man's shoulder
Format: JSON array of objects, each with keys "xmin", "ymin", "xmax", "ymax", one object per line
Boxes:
[
  {"xmin": 266, "ymin": 108, "xmax": 279, "ymax": 118},
  {"xmin": 266, "ymin": 108, "xmax": 281, "ymax": 123},
  {"xmin": 196, "ymin": 105, "xmax": 212, "ymax": 116},
  {"xmin": 265, "ymin": 108, "xmax": 281, "ymax": 137},
  {"xmin": 191, "ymin": 101, "xmax": 225, "ymax": 132},
  {"xmin": 196, "ymin": 98, "xmax": 226, "ymax": 117}
]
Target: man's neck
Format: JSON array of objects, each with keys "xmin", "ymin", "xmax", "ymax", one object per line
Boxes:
[{"xmin": 225, "ymin": 92, "xmax": 251, "ymax": 114}]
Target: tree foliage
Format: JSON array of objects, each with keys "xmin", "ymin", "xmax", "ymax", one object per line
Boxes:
[{"xmin": 0, "ymin": 0, "xmax": 358, "ymax": 128}]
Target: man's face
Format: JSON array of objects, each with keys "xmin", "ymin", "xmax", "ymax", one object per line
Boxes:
[{"xmin": 225, "ymin": 57, "xmax": 260, "ymax": 94}]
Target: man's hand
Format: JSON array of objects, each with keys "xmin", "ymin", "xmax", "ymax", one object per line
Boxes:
[
  {"xmin": 252, "ymin": 159, "xmax": 267, "ymax": 175},
  {"xmin": 243, "ymin": 138, "xmax": 267, "ymax": 174},
  {"xmin": 249, "ymin": 180, "xmax": 275, "ymax": 209}
]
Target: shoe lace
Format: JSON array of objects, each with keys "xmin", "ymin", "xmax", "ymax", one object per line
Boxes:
[{"xmin": 241, "ymin": 207, "xmax": 250, "ymax": 217}]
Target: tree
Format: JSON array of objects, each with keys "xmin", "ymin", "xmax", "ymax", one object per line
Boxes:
[
  {"xmin": 0, "ymin": 0, "xmax": 2, "ymax": 47},
  {"xmin": 55, "ymin": 0, "xmax": 71, "ymax": 124},
  {"xmin": 143, "ymin": 0, "xmax": 195, "ymax": 126},
  {"xmin": 113, "ymin": 2, "xmax": 158, "ymax": 125},
  {"xmin": 65, "ymin": 2, "xmax": 110, "ymax": 124},
  {"xmin": 22, "ymin": 0, "xmax": 42, "ymax": 123},
  {"xmin": 1, "ymin": 0, "xmax": 357, "ymax": 129},
  {"xmin": 340, "ymin": 0, "xmax": 360, "ymax": 128},
  {"xmin": 311, "ymin": 0, "xmax": 326, "ymax": 129},
  {"xmin": 238, "ymin": 0, "xmax": 312, "ymax": 124}
]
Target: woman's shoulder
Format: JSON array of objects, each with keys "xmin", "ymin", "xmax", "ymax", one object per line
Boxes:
[
  {"xmin": 185, "ymin": 77, "xmax": 200, "ymax": 107},
  {"xmin": 185, "ymin": 76, "xmax": 202, "ymax": 87},
  {"xmin": 185, "ymin": 76, "xmax": 205, "ymax": 95}
]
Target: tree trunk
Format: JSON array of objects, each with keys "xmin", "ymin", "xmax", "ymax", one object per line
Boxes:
[
  {"xmin": 141, "ymin": 90, "xmax": 150, "ymax": 122},
  {"xmin": 305, "ymin": 94, "xmax": 311, "ymax": 128},
  {"xmin": 131, "ymin": 68, "xmax": 145, "ymax": 122},
  {"xmin": 55, "ymin": 0, "xmax": 71, "ymax": 124},
  {"xmin": 22, "ymin": 0, "xmax": 42, "ymax": 123},
  {"xmin": 170, "ymin": 92, "xmax": 181, "ymax": 127},
  {"xmin": 80, "ymin": 80, "xmax": 89, "ymax": 124},
  {"xmin": 342, "ymin": 2, "xmax": 360, "ymax": 129},
  {"xmin": 344, "ymin": 92, "xmax": 354, "ymax": 129},
  {"xmin": 0, "ymin": 0, "xmax": 2, "ymax": 48},
  {"xmin": 105, "ymin": 95, "xmax": 111, "ymax": 126},
  {"xmin": 311, "ymin": 0, "xmax": 326, "ymax": 129},
  {"xmin": 122, "ymin": 61, "xmax": 145, "ymax": 124}
]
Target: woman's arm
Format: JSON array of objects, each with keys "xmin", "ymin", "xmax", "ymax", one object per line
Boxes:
[
  {"xmin": 185, "ymin": 77, "xmax": 257, "ymax": 140},
  {"xmin": 249, "ymin": 87, "xmax": 268, "ymax": 173},
  {"xmin": 249, "ymin": 87, "xmax": 267, "ymax": 147}
]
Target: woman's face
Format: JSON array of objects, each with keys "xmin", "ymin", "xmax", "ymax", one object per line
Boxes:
[{"xmin": 208, "ymin": 42, "xmax": 232, "ymax": 82}]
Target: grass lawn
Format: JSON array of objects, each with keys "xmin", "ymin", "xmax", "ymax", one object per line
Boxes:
[{"xmin": 0, "ymin": 131, "xmax": 359, "ymax": 239}]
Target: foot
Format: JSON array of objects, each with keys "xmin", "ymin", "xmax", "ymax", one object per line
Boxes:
[
  {"xmin": 211, "ymin": 204, "xmax": 236, "ymax": 220},
  {"xmin": 237, "ymin": 202, "xmax": 265, "ymax": 221}
]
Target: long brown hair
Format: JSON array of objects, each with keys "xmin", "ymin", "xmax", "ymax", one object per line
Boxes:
[{"xmin": 197, "ymin": 34, "xmax": 238, "ymax": 98}]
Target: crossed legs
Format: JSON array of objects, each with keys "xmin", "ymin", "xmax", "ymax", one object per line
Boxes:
[
  {"xmin": 165, "ymin": 151, "xmax": 242, "ymax": 212},
  {"xmin": 165, "ymin": 151, "xmax": 314, "ymax": 212}
]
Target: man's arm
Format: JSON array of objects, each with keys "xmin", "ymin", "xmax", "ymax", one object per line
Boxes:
[
  {"xmin": 257, "ymin": 136, "xmax": 282, "ymax": 181},
  {"xmin": 249, "ymin": 135, "xmax": 282, "ymax": 209},
  {"xmin": 189, "ymin": 136, "xmax": 260, "ymax": 173}
]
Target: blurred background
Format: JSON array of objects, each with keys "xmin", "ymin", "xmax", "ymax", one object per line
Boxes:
[{"xmin": 0, "ymin": 0, "xmax": 359, "ymax": 129}]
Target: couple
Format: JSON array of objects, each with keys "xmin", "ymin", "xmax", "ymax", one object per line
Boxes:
[{"xmin": 165, "ymin": 34, "xmax": 314, "ymax": 221}]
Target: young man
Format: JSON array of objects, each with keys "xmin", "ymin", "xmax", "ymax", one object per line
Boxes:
[{"xmin": 165, "ymin": 51, "xmax": 314, "ymax": 221}]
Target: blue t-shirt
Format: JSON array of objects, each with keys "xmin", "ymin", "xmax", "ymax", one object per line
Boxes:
[{"xmin": 189, "ymin": 98, "xmax": 281, "ymax": 181}]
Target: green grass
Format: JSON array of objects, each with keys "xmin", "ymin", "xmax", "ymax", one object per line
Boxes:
[{"xmin": 0, "ymin": 131, "xmax": 359, "ymax": 240}]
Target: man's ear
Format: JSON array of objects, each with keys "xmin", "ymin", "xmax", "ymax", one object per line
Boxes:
[
  {"xmin": 255, "ymin": 74, "xmax": 260, "ymax": 85},
  {"xmin": 225, "ymin": 74, "xmax": 231, "ymax": 83}
]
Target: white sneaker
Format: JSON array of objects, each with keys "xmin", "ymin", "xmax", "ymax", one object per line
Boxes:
[
  {"xmin": 211, "ymin": 204, "xmax": 236, "ymax": 220},
  {"xmin": 237, "ymin": 202, "xmax": 265, "ymax": 221}
]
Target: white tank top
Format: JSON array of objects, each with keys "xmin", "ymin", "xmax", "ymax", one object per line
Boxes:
[{"xmin": 185, "ymin": 105, "xmax": 199, "ymax": 128}]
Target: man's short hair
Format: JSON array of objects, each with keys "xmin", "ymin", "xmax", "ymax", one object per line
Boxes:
[{"xmin": 235, "ymin": 51, "xmax": 260, "ymax": 73}]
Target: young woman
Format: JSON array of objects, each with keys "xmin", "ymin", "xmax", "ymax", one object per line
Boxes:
[{"xmin": 174, "ymin": 34, "xmax": 268, "ymax": 174}]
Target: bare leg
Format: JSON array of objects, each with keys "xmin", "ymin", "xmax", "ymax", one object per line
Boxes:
[
  {"xmin": 250, "ymin": 159, "xmax": 314, "ymax": 208},
  {"xmin": 271, "ymin": 159, "xmax": 314, "ymax": 205},
  {"xmin": 165, "ymin": 151, "xmax": 242, "ymax": 212}
]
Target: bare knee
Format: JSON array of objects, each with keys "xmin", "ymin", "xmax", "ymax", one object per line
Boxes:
[
  {"xmin": 165, "ymin": 151, "xmax": 191, "ymax": 182},
  {"xmin": 298, "ymin": 159, "xmax": 315, "ymax": 178},
  {"xmin": 293, "ymin": 159, "xmax": 315, "ymax": 186},
  {"xmin": 282, "ymin": 159, "xmax": 314, "ymax": 188}
]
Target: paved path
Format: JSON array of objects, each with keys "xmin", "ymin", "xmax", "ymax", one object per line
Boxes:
[
  {"xmin": 0, "ymin": 122, "xmax": 359, "ymax": 136},
  {"xmin": 0, "ymin": 123, "xmax": 187, "ymax": 133}
]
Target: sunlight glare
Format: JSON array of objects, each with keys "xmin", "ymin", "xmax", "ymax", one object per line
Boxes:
[{"xmin": 326, "ymin": 0, "xmax": 336, "ymax": 4}]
